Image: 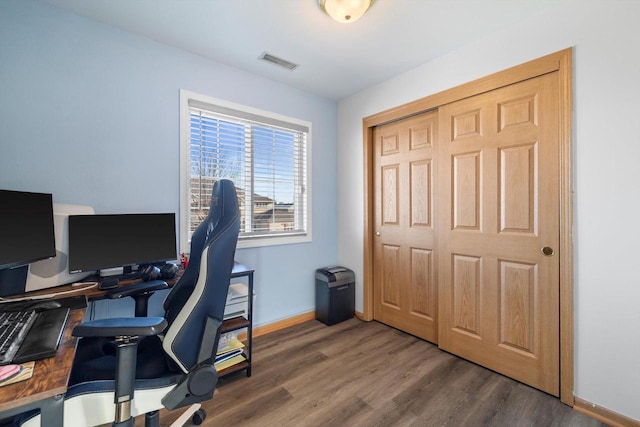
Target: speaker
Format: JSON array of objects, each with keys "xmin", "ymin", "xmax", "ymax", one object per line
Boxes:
[
  {"xmin": 140, "ymin": 264, "xmax": 161, "ymax": 282},
  {"xmin": 25, "ymin": 203, "xmax": 95, "ymax": 292},
  {"xmin": 141, "ymin": 263, "xmax": 178, "ymax": 281},
  {"xmin": 160, "ymin": 263, "xmax": 178, "ymax": 279}
]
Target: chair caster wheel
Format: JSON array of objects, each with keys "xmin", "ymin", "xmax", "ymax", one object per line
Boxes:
[{"xmin": 192, "ymin": 408, "xmax": 206, "ymax": 425}]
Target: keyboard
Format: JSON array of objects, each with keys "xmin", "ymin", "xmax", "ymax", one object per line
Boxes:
[
  {"xmin": 0, "ymin": 307, "xmax": 70, "ymax": 365},
  {"xmin": 0, "ymin": 309, "xmax": 37, "ymax": 365}
]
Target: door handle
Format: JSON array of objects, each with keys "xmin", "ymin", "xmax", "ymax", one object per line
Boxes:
[
  {"xmin": 541, "ymin": 246, "xmax": 554, "ymax": 257},
  {"xmin": 375, "ymin": 231, "xmax": 381, "ymax": 236}
]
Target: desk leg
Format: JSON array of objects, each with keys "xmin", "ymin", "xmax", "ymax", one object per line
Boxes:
[
  {"xmin": 0, "ymin": 394, "xmax": 64, "ymax": 427},
  {"xmin": 38, "ymin": 394, "xmax": 64, "ymax": 427}
]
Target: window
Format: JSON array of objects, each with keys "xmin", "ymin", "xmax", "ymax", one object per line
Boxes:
[{"xmin": 179, "ymin": 90, "xmax": 311, "ymax": 251}]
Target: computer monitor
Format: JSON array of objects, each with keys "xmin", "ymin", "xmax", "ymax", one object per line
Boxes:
[
  {"xmin": 0, "ymin": 190, "xmax": 56, "ymax": 270},
  {"xmin": 0, "ymin": 189, "xmax": 56, "ymax": 296},
  {"xmin": 68, "ymin": 213, "xmax": 177, "ymax": 275}
]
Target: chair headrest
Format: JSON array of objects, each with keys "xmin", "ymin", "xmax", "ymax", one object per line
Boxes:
[{"xmin": 204, "ymin": 179, "xmax": 239, "ymax": 243}]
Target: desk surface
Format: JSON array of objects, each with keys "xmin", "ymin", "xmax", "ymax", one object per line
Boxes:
[
  {"xmin": 0, "ymin": 308, "xmax": 84, "ymax": 413},
  {"xmin": 16, "ymin": 262, "xmax": 253, "ymax": 302}
]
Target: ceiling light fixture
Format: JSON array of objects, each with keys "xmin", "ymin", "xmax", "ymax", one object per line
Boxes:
[{"xmin": 319, "ymin": 0, "xmax": 375, "ymax": 24}]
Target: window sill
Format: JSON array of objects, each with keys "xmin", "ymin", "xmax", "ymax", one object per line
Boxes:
[{"xmin": 236, "ymin": 233, "xmax": 311, "ymax": 249}]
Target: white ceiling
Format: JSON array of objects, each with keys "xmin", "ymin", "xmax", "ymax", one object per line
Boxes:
[{"xmin": 42, "ymin": 0, "xmax": 560, "ymax": 100}]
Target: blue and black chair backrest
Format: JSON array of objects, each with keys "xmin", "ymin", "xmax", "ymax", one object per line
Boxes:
[{"xmin": 162, "ymin": 179, "xmax": 240, "ymax": 372}]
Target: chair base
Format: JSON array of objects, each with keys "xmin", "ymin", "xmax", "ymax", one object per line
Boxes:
[
  {"xmin": 145, "ymin": 410, "xmax": 159, "ymax": 427},
  {"xmin": 167, "ymin": 404, "xmax": 204, "ymax": 427}
]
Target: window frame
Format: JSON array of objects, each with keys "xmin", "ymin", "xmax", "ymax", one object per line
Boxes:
[{"xmin": 179, "ymin": 90, "xmax": 312, "ymax": 252}]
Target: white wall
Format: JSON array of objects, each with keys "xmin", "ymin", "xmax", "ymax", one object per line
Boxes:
[
  {"xmin": 0, "ymin": 0, "xmax": 339, "ymax": 328},
  {"xmin": 338, "ymin": 0, "xmax": 640, "ymax": 421}
]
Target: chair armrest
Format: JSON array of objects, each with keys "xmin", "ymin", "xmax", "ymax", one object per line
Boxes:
[
  {"xmin": 104, "ymin": 280, "xmax": 168, "ymax": 299},
  {"xmin": 105, "ymin": 280, "xmax": 169, "ymax": 317},
  {"xmin": 72, "ymin": 317, "xmax": 167, "ymax": 338}
]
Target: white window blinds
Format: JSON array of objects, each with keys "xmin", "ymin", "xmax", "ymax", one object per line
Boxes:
[{"xmin": 188, "ymin": 100, "xmax": 308, "ymax": 242}]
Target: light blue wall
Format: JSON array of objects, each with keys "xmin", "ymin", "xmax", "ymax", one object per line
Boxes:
[{"xmin": 0, "ymin": 0, "xmax": 339, "ymax": 326}]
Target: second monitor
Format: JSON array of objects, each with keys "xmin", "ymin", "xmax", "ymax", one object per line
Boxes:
[{"xmin": 68, "ymin": 213, "xmax": 177, "ymax": 276}]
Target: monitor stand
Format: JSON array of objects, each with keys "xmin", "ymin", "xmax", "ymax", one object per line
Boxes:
[
  {"xmin": 99, "ymin": 266, "xmax": 142, "ymax": 281},
  {"xmin": 0, "ymin": 265, "xmax": 29, "ymax": 297}
]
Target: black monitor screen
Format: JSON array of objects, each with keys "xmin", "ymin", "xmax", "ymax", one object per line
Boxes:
[
  {"xmin": 68, "ymin": 213, "xmax": 177, "ymax": 273},
  {"xmin": 0, "ymin": 189, "xmax": 56, "ymax": 270}
]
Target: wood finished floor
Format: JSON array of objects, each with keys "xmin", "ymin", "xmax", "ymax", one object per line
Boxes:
[{"xmin": 154, "ymin": 318, "xmax": 605, "ymax": 427}]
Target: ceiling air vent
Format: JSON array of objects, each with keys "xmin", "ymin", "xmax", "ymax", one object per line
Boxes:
[{"xmin": 259, "ymin": 52, "xmax": 299, "ymax": 71}]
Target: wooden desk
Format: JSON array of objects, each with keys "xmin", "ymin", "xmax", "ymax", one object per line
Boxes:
[
  {"xmin": 0, "ymin": 309, "xmax": 84, "ymax": 427},
  {"xmin": 0, "ymin": 272, "xmax": 177, "ymax": 425},
  {"xmin": 0, "ymin": 262, "xmax": 253, "ymax": 425}
]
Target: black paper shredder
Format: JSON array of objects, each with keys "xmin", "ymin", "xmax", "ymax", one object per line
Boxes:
[{"xmin": 315, "ymin": 266, "xmax": 355, "ymax": 326}]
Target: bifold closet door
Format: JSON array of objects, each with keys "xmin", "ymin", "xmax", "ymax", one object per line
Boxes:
[
  {"xmin": 437, "ymin": 73, "xmax": 560, "ymax": 396},
  {"xmin": 372, "ymin": 111, "xmax": 438, "ymax": 343}
]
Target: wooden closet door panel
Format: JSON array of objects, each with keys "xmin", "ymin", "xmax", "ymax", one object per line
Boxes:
[
  {"xmin": 373, "ymin": 111, "xmax": 438, "ymax": 343},
  {"xmin": 438, "ymin": 73, "xmax": 560, "ymax": 395}
]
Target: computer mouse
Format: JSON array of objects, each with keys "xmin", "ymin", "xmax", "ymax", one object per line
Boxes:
[{"xmin": 33, "ymin": 301, "xmax": 62, "ymax": 311}]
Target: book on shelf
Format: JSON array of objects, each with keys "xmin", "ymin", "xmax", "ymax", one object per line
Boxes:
[
  {"xmin": 215, "ymin": 354, "xmax": 246, "ymax": 371},
  {"xmin": 215, "ymin": 337, "xmax": 245, "ymax": 370},
  {"xmin": 217, "ymin": 331, "xmax": 238, "ymax": 350},
  {"xmin": 217, "ymin": 336, "xmax": 243, "ymax": 354},
  {"xmin": 215, "ymin": 347, "xmax": 243, "ymax": 364}
]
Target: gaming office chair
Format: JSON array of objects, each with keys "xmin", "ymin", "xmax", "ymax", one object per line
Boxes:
[{"xmin": 21, "ymin": 179, "xmax": 240, "ymax": 427}]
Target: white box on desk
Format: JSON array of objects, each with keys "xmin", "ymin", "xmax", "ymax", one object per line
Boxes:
[{"xmin": 223, "ymin": 283, "xmax": 254, "ymax": 320}]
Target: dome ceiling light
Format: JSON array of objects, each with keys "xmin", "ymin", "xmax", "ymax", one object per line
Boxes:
[{"xmin": 319, "ymin": 0, "xmax": 375, "ymax": 24}]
